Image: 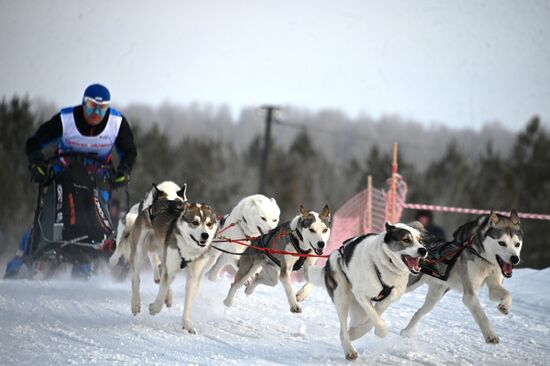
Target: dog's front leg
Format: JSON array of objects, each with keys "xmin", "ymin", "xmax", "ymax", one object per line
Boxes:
[
  {"xmin": 147, "ymin": 249, "xmax": 161, "ymax": 284},
  {"xmin": 149, "ymin": 247, "xmax": 179, "ymax": 315},
  {"xmin": 463, "ymin": 282, "xmax": 499, "ymax": 343},
  {"xmin": 353, "ymin": 291, "xmax": 387, "ymax": 337},
  {"xmin": 349, "ymin": 292, "xmax": 398, "ymax": 340},
  {"xmin": 280, "ymin": 265, "xmax": 301, "ymax": 313},
  {"xmin": 296, "ymin": 259, "xmax": 316, "ymax": 302},
  {"xmin": 486, "ymin": 274, "xmax": 512, "ymax": 315},
  {"xmin": 334, "ymin": 292, "xmax": 357, "ymax": 360},
  {"xmin": 130, "ymin": 230, "xmax": 148, "ymax": 316},
  {"xmin": 400, "ymin": 283, "xmax": 448, "ymax": 338},
  {"xmin": 181, "ymin": 256, "xmax": 209, "ymax": 334}
]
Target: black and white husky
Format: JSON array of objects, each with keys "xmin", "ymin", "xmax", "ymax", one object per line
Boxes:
[
  {"xmin": 130, "ymin": 199, "xmax": 218, "ymax": 333},
  {"xmin": 109, "ymin": 181, "xmax": 186, "ymax": 282},
  {"xmin": 223, "ymin": 205, "xmax": 331, "ymax": 313},
  {"xmin": 401, "ymin": 210, "xmax": 523, "ymax": 344},
  {"xmin": 309, "ymin": 222, "xmax": 427, "ymax": 360}
]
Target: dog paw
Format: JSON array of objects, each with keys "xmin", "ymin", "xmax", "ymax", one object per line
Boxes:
[
  {"xmin": 182, "ymin": 321, "xmax": 196, "ymax": 335},
  {"xmin": 148, "ymin": 302, "xmax": 162, "ymax": 315},
  {"xmin": 296, "ymin": 291, "xmax": 307, "ymax": 303},
  {"xmin": 131, "ymin": 301, "xmax": 141, "ymax": 316},
  {"xmin": 223, "ymin": 297, "xmax": 233, "ymax": 307},
  {"xmin": 497, "ymin": 302, "xmax": 510, "ymax": 315},
  {"xmin": 400, "ymin": 326, "xmax": 415, "ymax": 338},
  {"xmin": 345, "ymin": 350, "xmax": 358, "ymax": 361},
  {"xmin": 290, "ymin": 305, "xmax": 302, "ymax": 313},
  {"xmin": 485, "ymin": 334, "xmax": 500, "ymax": 344},
  {"xmin": 374, "ymin": 324, "xmax": 388, "ymax": 338},
  {"xmin": 244, "ymin": 283, "xmax": 255, "ymax": 295}
]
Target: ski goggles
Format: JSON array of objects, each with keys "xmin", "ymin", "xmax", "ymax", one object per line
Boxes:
[{"xmin": 83, "ymin": 97, "xmax": 110, "ymax": 116}]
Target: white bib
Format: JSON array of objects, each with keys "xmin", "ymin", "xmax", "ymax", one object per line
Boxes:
[{"xmin": 58, "ymin": 107, "xmax": 122, "ymax": 159}]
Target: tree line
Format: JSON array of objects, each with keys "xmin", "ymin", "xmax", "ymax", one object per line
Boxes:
[{"xmin": 1, "ymin": 96, "xmax": 548, "ymax": 268}]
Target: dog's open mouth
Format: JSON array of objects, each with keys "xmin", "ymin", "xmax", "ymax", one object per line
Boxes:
[
  {"xmin": 189, "ymin": 235, "xmax": 207, "ymax": 247},
  {"xmin": 402, "ymin": 255, "xmax": 421, "ymax": 274},
  {"xmin": 496, "ymin": 255, "xmax": 513, "ymax": 278}
]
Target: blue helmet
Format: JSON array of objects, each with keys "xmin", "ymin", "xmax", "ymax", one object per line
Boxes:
[{"xmin": 82, "ymin": 83, "xmax": 110, "ymax": 104}]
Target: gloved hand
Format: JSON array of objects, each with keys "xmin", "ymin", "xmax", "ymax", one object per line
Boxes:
[
  {"xmin": 111, "ymin": 166, "xmax": 130, "ymax": 189},
  {"xmin": 28, "ymin": 151, "xmax": 48, "ymax": 183}
]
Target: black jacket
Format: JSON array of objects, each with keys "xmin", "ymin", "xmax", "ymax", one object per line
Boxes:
[{"xmin": 26, "ymin": 105, "xmax": 137, "ymax": 173}]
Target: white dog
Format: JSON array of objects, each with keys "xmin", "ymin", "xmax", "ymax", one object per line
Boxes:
[
  {"xmin": 309, "ymin": 222, "xmax": 427, "ymax": 360},
  {"xmin": 205, "ymin": 194, "xmax": 280, "ymax": 281}
]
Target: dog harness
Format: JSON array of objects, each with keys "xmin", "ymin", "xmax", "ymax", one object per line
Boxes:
[
  {"xmin": 337, "ymin": 243, "xmax": 394, "ymax": 302},
  {"xmin": 420, "ymin": 236, "xmax": 488, "ymax": 281},
  {"xmin": 255, "ymin": 223, "xmax": 311, "ymax": 271}
]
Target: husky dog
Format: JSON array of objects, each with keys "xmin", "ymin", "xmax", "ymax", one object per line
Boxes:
[
  {"xmin": 132, "ymin": 199, "xmax": 218, "ymax": 333},
  {"xmin": 109, "ymin": 181, "xmax": 186, "ymax": 282},
  {"xmin": 401, "ymin": 210, "xmax": 523, "ymax": 344},
  {"xmin": 308, "ymin": 222, "xmax": 427, "ymax": 360},
  {"xmin": 223, "ymin": 205, "xmax": 331, "ymax": 313},
  {"xmin": 205, "ymin": 194, "xmax": 281, "ymax": 281}
]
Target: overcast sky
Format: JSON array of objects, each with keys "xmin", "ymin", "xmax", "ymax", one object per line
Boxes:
[{"xmin": 1, "ymin": 0, "xmax": 549, "ymax": 130}]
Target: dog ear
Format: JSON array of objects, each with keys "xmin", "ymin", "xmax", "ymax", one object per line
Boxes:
[
  {"xmin": 385, "ymin": 221, "xmax": 394, "ymax": 232},
  {"xmin": 320, "ymin": 205, "xmax": 330, "ymax": 220},
  {"xmin": 509, "ymin": 209, "xmax": 520, "ymax": 225},
  {"xmin": 151, "ymin": 183, "xmax": 163, "ymax": 201},
  {"xmin": 299, "ymin": 205, "xmax": 309, "ymax": 217},
  {"xmin": 177, "ymin": 183, "xmax": 187, "ymax": 201},
  {"xmin": 271, "ymin": 197, "xmax": 277, "ymax": 205},
  {"xmin": 489, "ymin": 210, "xmax": 500, "ymax": 225}
]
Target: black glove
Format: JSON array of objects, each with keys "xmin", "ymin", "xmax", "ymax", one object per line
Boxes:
[
  {"xmin": 28, "ymin": 151, "xmax": 48, "ymax": 183},
  {"xmin": 111, "ymin": 165, "xmax": 130, "ymax": 189}
]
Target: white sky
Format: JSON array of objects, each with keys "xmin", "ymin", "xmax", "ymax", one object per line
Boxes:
[{"xmin": 1, "ymin": 0, "xmax": 549, "ymax": 129}]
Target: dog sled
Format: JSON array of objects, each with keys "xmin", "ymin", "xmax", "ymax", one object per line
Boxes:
[{"xmin": 8, "ymin": 152, "xmax": 128, "ymax": 280}]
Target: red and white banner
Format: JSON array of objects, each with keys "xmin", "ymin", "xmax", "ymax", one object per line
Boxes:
[{"xmin": 402, "ymin": 203, "xmax": 550, "ymax": 221}]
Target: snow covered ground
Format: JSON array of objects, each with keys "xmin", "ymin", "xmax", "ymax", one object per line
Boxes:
[{"xmin": 0, "ymin": 266, "xmax": 549, "ymax": 365}]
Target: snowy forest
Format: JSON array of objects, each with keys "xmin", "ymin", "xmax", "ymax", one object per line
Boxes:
[{"xmin": 1, "ymin": 96, "xmax": 549, "ymax": 268}]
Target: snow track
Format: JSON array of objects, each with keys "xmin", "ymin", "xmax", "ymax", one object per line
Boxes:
[{"xmin": 0, "ymin": 268, "xmax": 548, "ymax": 365}]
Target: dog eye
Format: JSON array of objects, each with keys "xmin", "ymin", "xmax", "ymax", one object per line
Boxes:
[
  {"xmin": 515, "ymin": 242, "xmax": 521, "ymax": 248},
  {"xmin": 206, "ymin": 222, "xmax": 213, "ymax": 228},
  {"xmin": 273, "ymin": 219, "xmax": 277, "ymax": 222},
  {"xmin": 498, "ymin": 241, "xmax": 506, "ymax": 247},
  {"xmin": 322, "ymin": 228, "xmax": 328, "ymax": 233},
  {"xmin": 309, "ymin": 228, "xmax": 316, "ymax": 233},
  {"xmin": 403, "ymin": 238, "xmax": 411, "ymax": 244},
  {"xmin": 261, "ymin": 217, "xmax": 267, "ymax": 221},
  {"xmin": 192, "ymin": 220, "xmax": 200, "ymax": 226}
]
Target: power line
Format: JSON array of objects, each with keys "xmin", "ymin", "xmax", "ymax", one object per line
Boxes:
[{"xmin": 273, "ymin": 119, "xmax": 550, "ymax": 169}]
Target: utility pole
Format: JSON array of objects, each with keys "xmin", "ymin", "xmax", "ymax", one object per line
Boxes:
[{"xmin": 258, "ymin": 105, "xmax": 280, "ymax": 194}]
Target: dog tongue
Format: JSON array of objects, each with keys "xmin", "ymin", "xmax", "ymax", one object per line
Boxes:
[
  {"xmin": 405, "ymin": 256, "xmax": 420, "ymax": 270},
  {"xmin": 502, "ymin": 262, "xmax": 513, "ymax": 277}
]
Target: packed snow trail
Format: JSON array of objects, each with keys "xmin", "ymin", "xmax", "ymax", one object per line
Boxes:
[{"xmin": 0, "ymin": 267, "xmax": 549, "ymax": 365}]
